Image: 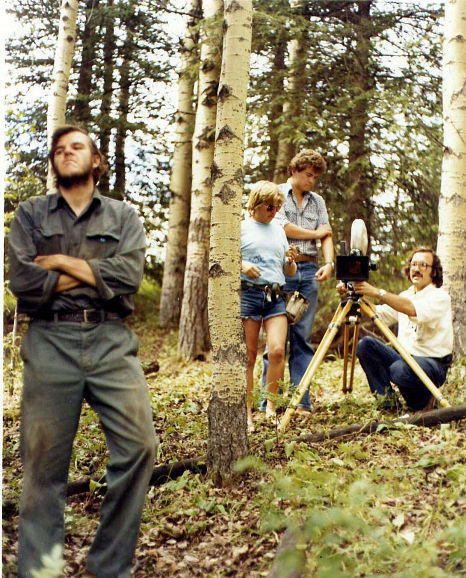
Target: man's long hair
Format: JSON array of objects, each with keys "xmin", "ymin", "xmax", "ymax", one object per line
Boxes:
[
  {"xmin": 49, "ymin": 125, "xmax": 109, "ymax": 184},
  {"xmin": 404, "ymin": 247, "xmax": 443, "ymax": 288}
]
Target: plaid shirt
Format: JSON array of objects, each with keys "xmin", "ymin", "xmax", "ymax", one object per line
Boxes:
[{"xmin": 274, "ymin": 180, "xmax": 329, "ymax": 257}]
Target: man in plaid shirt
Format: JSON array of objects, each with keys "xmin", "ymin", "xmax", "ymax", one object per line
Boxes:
[{"xmin": 261, "ymin": 149, "xmax": 334, "ymax": 413}]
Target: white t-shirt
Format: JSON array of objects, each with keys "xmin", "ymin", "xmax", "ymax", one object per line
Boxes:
[
  {"xmin": 241, "ymin": 217, "xmax": 289, "ymax": 286},
  {"xmin": 376, "ymin": 283, "xmax": 453, "ymax": 358}
]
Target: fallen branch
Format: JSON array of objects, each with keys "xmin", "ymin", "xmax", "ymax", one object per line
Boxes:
[
  {"xmin": 294, "ymin": 403, "xmax": 466, "ymax": 444},
  {"xmin": 2, "ymin": 458, "xmax": 207, "ymax": 520}
]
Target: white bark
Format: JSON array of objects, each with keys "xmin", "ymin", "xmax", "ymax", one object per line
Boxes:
[
  {"xmin": 438, "ymin": 0, "xmax": 466, "ymax": 356},
  {"xmin": 178, "ymin": 0, "xmax": 223, "ymax": 358},
  {"xmin": 46, "ymin": 0, "xmax": 79, "ymax": 192},
  {"xmin": 207, "ymin": 0, "xmax": 253, "ymax": 478},
  {"xmin": 159, "ymin": 0, "xmax": 199, "ymax": 328}
]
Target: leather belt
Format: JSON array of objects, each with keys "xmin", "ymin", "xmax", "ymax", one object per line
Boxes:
[
  {"xmin": 295, "ymin": 254, "xmax": 318, "ymax": 263},
  {"xmin": 32, "ymin": 309, "xmax": 122, "ymax": 323},
  {"xmin": 241, "ymin": 281, "xmax": 284, "ymax": 292}
]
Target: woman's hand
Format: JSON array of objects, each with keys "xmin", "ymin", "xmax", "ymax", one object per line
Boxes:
[
  {"xmin": 242, "ymin": 260, "xmax": 261, "ymax": 279},
  {"xmin": 286, "ymin": 244, "xmax": 298, "ymax": 264}
]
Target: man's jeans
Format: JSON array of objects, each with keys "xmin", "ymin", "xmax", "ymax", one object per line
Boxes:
[
  {"xmin": 261, "ymin": 261, "xmax": 319, "ymax": 411},
  {"xmin": 18, "ymin": 319, "xmax": 157, "ymax": 578},
  {"xmin": 356, "ymin": 336, "xmax": 449, "ymax": 410}
]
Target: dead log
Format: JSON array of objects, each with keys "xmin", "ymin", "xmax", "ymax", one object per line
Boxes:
[
  {"xmin": 2, "ymin": 458, "xmax": 207, "ymax": 520},
  {"xmin": 294, "ymin": 403, "xmax": 466, "ymax": 444}
]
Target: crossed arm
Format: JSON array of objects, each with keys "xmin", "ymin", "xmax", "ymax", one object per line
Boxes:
[{"xmin": 34, "ymin": 254, "xmax": 96, "ymax": 293}]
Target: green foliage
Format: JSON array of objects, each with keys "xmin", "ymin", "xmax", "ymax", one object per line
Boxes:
[{"xmin": 3, "ymin": 320, "xmax": 464, "ymax": 576}]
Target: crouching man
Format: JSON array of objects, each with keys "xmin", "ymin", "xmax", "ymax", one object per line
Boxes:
[
  {"xmin": 339, "ymin": 247, "xmax": 453, "ymax": 412},
  {"xmin": 9, "ymin": 125, "xmax": 158, "ymax": 577}
]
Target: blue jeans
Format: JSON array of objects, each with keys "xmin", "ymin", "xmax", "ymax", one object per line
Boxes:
[
  {"xmin": 356, "ymin": 336, "xmax": 449, "ymax": 411},
  {"xmin": 260, "ymin": 262, "xmax": 319, "ymax": 411},
  {"xmin": 241, "ymin": 286, "xmax": 287, "ymax": 320},
  {"xmin": 18, "ymin": 319, "xmax": 157, "ymax": 578}
]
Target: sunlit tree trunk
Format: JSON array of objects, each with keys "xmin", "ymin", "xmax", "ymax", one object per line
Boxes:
[
  {"xmin": 98, "ymin": 0, "xmax": 115, "ymax": 196},
  {"xmin": 178, "ymin": 0, "xmax": 223, "ymax": 357},
  {"xmin": 437, "ymin": 0, "xmax": 466, "ymax": 356},
  {"xmin": 159, "ymin": 0, "xmax": 200, "ymax": 328},
  {"xmin": 207, "ymin": 0, "xmax": 252, "ymax": 481},
  {"xmin": 273, "ymin": 0, "xmax": 307, "ymax": 184},
  {"xmin": 46, "ymin": 0, "xmax": 79, "ymax": 192}
]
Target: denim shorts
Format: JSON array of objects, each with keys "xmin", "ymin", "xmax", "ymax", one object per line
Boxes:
[{"xmin": 240, "ymin": 287, "xmax": 287, "ymax": 321}]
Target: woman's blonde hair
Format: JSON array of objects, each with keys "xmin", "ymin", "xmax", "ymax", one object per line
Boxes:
[{"xmin": 247, "ymin": 180, "xmax": 284, "ymax": 215}]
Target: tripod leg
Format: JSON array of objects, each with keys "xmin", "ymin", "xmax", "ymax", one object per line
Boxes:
[
  {"xmin": 348, "ymin": 320, "xmax": 360, "ymax": 393},
  {"xmin": 280, "ymin": 300, "xmax": 354, "ymax": 431},
  {"xmin": 342, "ymin": 321, "xmax": 350, "ymax": 394},
  {"xmin": 359, "ymin": 301, "xmax": 450, "ymax": 408}
]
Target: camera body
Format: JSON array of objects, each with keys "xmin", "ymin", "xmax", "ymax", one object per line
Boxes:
[
  {"xmin": 336, "ymin": 253, "xmax": 371, "ymax": 282},
  {"xmin": 336, "ymin": 238, "xmax": 377, "ymax": 282}
]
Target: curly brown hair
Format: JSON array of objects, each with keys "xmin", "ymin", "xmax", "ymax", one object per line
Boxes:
[
  {"xmin": 288, "ymin": 149, "xmax": 327, "ymax": 176},
  {"xmin": 49, "ymin": 125, "xmax": 109, "ymax": 184},
  {"xmin": 404, "ymin": 247, "xmax": 443, "ymax": 288}
]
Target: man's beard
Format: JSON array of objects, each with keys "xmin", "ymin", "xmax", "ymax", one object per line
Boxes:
[{"xmin": 55, "ymin": 164, "xmax": 95, "ymax": 189}]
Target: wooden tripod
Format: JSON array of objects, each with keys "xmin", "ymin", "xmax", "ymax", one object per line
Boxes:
[{"xmin": 279, "ymin": 293, "xmax": 450, "ymax": 432}]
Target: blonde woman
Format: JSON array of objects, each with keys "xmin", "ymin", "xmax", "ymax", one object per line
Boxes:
[{"xmin": 241, "ymin": 181, "xmax": 297, "ymax": 431}]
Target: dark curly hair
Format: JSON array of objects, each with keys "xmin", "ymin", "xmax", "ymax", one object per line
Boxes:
[
  {"xmin": 404, "ymin": 247, "xmax": 443, "ymax": 288},
  {"xmin": 49, "ymin": 125, "xmax": 109, "ymax": 184},
  {"xmin": 288, "ymin": 149, "xmax": 327, "ymax": 176}
]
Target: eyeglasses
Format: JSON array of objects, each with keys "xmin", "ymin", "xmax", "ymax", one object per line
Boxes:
[
  {"xmin": 409, "ymin": 261, "xmax": 432, "ymax": 271},
  {"xmin": 265, "ymin": 204, "xmax": 281, "ymax": 212}
]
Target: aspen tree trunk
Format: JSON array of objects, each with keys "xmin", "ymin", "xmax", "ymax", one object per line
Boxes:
[
  {"xmin": 273, "ymin": 0, "xmax": 307, "ymax": 184},
  {"xmin": 437, "ymin": 0, "xmax": 466, "ymax": 356},
  {"xmin": 159, "ymin": 0, "xmax": 200, "ymax": 328},
  {"xmin": 74, "ymin": 0, "xmax": 100, "ymax": 125},
  {"xmin": 207, "ymin": 0, "xmax": 252, "ymax": 481},
  {"xmin": 113, "ymin": 25, "xmax": 133, "ymax": 201},
  {"xmin": 98, "ymin": 0, "xmax": 115, "ymax": 196},
  {"xmin": 178, "ymin": 0, "xmax": 223, "ymax": 357},
  {"xmin": 46, "ymin": 0, "xmax": 79, "ymax": 192}
]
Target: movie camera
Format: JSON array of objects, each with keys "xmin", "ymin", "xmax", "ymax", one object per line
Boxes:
[
  {"xmin": 279, "ymin": 219, "xmax": 450, "ymax": 432},
  {"xmin": 335, "ymin": 219, "xmax": 377, "ymax": 283}
]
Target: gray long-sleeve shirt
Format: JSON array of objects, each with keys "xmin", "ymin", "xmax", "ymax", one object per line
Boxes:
[{"xmin": 8, "ymin": 190, "xmax": 146, "ymax": 317}]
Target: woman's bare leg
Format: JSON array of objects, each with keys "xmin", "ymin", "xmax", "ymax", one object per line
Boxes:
[
  {"xmin": 242, "ymin": 318, "xmax": 262, "ymax": 430},
  {"xmin": 263, "ymin": 314, "xmax": 288, "ymax": 416}
]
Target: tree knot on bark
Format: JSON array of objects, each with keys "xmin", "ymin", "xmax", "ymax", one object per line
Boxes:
[
  {"xmin": 209, "ymin": 263, "xmax": 227, "ymax": 278},
  {"xmin": 215, "ymin": 183, "xmax": 236, "ymax": 205},
  {"xmin": 226, "ymin": 0, "xmax": 243, "ymax": 13},
  {"xmin": 211, "ymin": 162, "xmax": 222, "ymax": 183},
  {"xmin": 218, "ymin": 84, "xmax": 233, "ymax": 101},
  {"xmin": 217, "ymin": 124, "xmax": 238, "ymax": 143}
]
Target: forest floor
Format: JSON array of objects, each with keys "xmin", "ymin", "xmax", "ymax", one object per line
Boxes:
[{"xmin": 2, "ymin": 314, "xmax": 466, "ymax": 577}]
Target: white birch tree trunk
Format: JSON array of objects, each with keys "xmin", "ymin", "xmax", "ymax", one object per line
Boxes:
[
  {"xmin": 178, "ymin": 0, "xmax": 223, "ymax": 358},
  {"xmin": 159, "ymin": 0, "xmax": 200, "ymax": 327},
  {"xmin": 207, "ymin": 0, "xmax": 252, "ymax": 480},
  {"xmin": 437, "ymin": 0, "xmax": 466, "ymax": 356},
  {"xmin": 46, "ymin": 0, "xmax": 79, "ymax": 193}
]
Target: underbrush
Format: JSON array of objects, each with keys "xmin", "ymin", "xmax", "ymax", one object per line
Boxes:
[{"xmin": 2, "ymin": 317, "xmax": 465, "ymax": 577}]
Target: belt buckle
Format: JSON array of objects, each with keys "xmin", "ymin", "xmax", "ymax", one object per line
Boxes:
[{"xmin": 83, "ymin": 309, "xmax": 97, "ymax": 323}]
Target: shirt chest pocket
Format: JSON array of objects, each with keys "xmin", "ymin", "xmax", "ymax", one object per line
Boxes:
[
  {"xmin": 32, "ymin": 224, "xmax": 64, "ymax": 254},
  {"xmin": 81, "ymin": 228, "xmax": 121, "ymax": 259}
]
